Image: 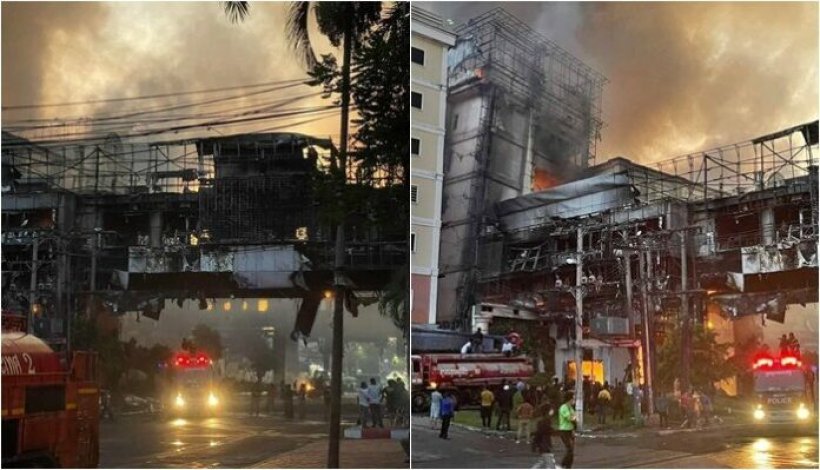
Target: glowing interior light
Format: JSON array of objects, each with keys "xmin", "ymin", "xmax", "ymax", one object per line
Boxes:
[{"xmin": 257, "ymin": 299, "xmax": 269, "ymax": 312}]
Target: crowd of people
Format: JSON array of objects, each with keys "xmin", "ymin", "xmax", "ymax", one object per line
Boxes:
[{"xmin": 357, "ymin": 376, "xmax": 410, "ymax": 428}]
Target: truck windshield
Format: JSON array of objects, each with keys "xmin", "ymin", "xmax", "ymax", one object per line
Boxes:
[
  {"xmin": 176, "ymin": 368, "xmax": 213, "ymax": 387},
  {"xmin": 754, "ymin": 369, "xmax": 805, "ymax": 393}
]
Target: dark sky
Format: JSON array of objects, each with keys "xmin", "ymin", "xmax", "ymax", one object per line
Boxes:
[{"xmin": 417, "ymin": 1, "xmax": 819, "ymax": 164}]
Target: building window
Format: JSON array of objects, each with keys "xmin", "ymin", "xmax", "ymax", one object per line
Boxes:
[
  {"xmin": 411, "ymin": 138, "xmax": 420, "ymax": 156},
  {"xmin": 411, "ymin": 91, "xmax": 423, "ymax": 109},
  {"xmin": 411, "ymin": 47, "xmax": 425, "ymax": 65},
  {"xmin": 411, "ymin": 185, "xmax": 419, "ymax": 203},
  {"xmin": 410, "ymin": 232, "xmax": 416, "ymax": 252}
]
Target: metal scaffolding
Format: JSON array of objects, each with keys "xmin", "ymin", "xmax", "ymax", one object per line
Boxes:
[{"xmin": 450, "ymin": 7, "xmax": 607, "ymax": 167}]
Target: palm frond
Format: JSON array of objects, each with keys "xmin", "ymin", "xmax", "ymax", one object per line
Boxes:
[
  {"xmin": 222, "ymin": 1, "xmax": 250, "ymax": 24},
  {"xmin": 287, "ymin": 2, "xmax": 319, "ymax": 70}
]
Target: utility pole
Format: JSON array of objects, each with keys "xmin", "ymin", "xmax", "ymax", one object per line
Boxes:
[
  {"xmin": 639, "ymin": 250, "xmax": 654, "ymax": 418},
  {"xmin": 28, "ymin": 234, "xmax": 40, "ymax": 334},
  {"xmin": 574, "ymin": 226, "xmax": 585, "ymax": 431},
  {"xmin": 327, "ymin": 13, "xmax": 352, "ymax": 469},
  {"xmin": 680, "ymin": 231, "xmax": 691, "ymax": 393},
  {"xmin": 623, "ymin": 249, "xmax": 635, "ymax": 376}
]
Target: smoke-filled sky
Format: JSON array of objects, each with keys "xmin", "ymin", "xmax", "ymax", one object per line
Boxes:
[
  {"xmin": 1, "ymin": 2, "xmax": 342, "ymax": 141},
  {"xmin": 418, "ymin": 1, "xmax": 819, "ymax": 164}
]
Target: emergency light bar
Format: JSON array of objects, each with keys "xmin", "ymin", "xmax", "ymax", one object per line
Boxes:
[
  {"xmin": 753, "ymin": 357, "xmax": 774, "ymax": 369},
  {"xmin": 173, "ymin": 352, "xmax": 213, "ymax": 368},
  {"xmin": 780, "ymin": 356, "xmax": 801, "ymax": 367}
]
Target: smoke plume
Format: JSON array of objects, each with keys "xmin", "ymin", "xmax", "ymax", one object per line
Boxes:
[
  {"xmin": 417, "ymin": 1, "xmax": 819, "ymax": 164},
  {"xmin": 2, "ymin": 2, "xmax": 339, "ymax": 139}
]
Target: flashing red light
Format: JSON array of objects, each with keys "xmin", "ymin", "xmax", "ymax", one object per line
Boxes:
[
  {"xmin": 753, "ymin": 357, "xmax": 774, "ymax": 369},
  {"xmin": 780, "ymin": 356, "xmax": 801, "ymax": 367},
  {"xmin": 173, "ymin": 352, "xmax": 211, "ymax": 368}
]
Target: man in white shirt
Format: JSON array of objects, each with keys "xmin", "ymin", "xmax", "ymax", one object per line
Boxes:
[
  {"xmin": 502, "ymin": 339, "xmax": 514, "ymax": 356},
  {"xmin": 461, "ymin": 341, "xmax": 472, "ymax": 355}
]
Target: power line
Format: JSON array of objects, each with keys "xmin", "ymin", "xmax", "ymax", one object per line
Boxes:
[{"xmin": 1, "ymin": 78, "xmax": 307, "ymax": 111}]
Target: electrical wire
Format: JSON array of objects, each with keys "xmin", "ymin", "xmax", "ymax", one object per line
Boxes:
[{"xmin": 1, "ymin": 78, "xmax": 307, "ymax": 111}]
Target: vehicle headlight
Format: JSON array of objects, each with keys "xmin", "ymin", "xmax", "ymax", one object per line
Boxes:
[
  {"xmin": 753, "ymin": 407, "xmax": 765, "ymax": 420},
  {"xmin": 796, "ymin": 404, "xmax": 810, "ymax": 420},
  {"xmin": 175, "ymin": 394, "xmax": 186, "ymax": 408},
  {"xmin": 208, "ymin": 393, "xmax": 219, "ymax": 407}
]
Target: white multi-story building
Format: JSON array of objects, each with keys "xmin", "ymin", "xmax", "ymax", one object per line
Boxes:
[{"xmin": 410, "ymin": 7, "xmax": 455, "ymax": 325}]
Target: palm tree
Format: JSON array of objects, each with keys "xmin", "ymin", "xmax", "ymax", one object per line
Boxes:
[{"xmin": 221, "ymin": 3, "xmax": 382, "ymax": 467}]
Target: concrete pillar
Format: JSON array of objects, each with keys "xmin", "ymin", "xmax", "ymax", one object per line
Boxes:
[
  {"xmin": 603, "ymin": 348, "xmax": 613, "ymax": 385},
  {"xmin": 285, "ymin": 337, "xmax": 299, "ymax": 383},
  {"xmin": 149, "ymin": 211, "xmax": 163, "ymax": 248},
  {"xmin": 761, "ymin": 207, "xmax": 775, "ymax": 245}
]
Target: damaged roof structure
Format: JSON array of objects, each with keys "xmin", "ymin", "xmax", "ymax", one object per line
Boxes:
[
  {"xmin": 476, "ymin": 120, "xmax": 818, "ymax": 344},
  {"xmin": 1, "ymin": 131, "xmax": 406, "ymax": 348}
]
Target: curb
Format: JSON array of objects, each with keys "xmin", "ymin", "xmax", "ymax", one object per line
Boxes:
[{"xmin": 344, "ymin": 426, "xmax": 409, "ymax": 440}]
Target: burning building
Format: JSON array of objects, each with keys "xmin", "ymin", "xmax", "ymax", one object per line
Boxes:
[{"xmin": 437, "ymin": 8, "xmax": 607, "ymax": 328}]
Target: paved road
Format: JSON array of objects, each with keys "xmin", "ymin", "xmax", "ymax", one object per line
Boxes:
[
  {"xmin": 411, "ymin": 422, "xmax": 819, "ymax": 468},
  {"xmin": 100, "ymin": 403, "xmax": 352, "ymax": 468}
]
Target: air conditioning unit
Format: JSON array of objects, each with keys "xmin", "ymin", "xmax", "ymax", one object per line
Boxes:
[{"xmin": 591, "ymin": 317, "xmax": 630, "ymax": 336}]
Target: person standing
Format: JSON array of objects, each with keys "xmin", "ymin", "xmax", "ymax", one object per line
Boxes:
[
  {"xmin": 439, "ymin": 392, "xmax": 455, "ymax": 439},
  {"xmin": 656, "ymin": 393, "xmax": 670, "ymax": 429},
  {"xmin": 250, "ymin": 380, "xmax": 262, "ymax": 416},
  {"xmin": 430, "ymin": 388, "xmax": 443, "ymax": 429},
  {"xmin": 368, "ymin": 377, "xmax": 384, "ymax": 428},
  {"xmin": 558, "ymin": 392, "xmax": 577, "ymax": 468},
  {"xmin": 531, "ymin": 406, "xmax": 555, "ymax": 469},
  {"xmin": 596, "ymin": 385, "xmax": 611, "ymax": 425},
  {"xmin": 357, "ymin": 381, "xmax": 370, "ymax": 427},
  {"xmin": 496, "ymin": 381, "xmax": 513, "ymax": 431},
  {"xmin": 480, "ymin": 384, "xmax": 494, "ymax": 429},
  {"xmin": 471, "ymin": 328, "xmax": 485, "ymax": 353},
  {"xmin": 283, "ymin": 382, "xmax": 294, "ymax": 420},
  {"xmin": 323, "ymin": 384, "xmax": 331, "ymax": 422},
  {"xmin": 297, "ymin": 383, "xmax": 307, "ymax": 420},
  {"xmin": 515, "ymin": 399, "xmax": 535, "ymax": 444}
]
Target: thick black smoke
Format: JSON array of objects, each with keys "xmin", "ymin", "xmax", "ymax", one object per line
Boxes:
[{"xmin": 417, "ymin": 1, "xmax": 819, "ymax": 163}]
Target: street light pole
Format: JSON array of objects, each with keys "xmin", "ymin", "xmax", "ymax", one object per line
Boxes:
[{"xmin": 574, "ymin": 226, "xmax": 585, "ymax": 431}]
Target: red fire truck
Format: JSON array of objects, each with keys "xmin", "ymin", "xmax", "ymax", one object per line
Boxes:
[
  {"xmin": 1, "ymin": 314, "xmax": 99, "ymax": 467},
  {"xmin": 750, "ymin": 350, "xmax": 817, "ymax": 426},
  {"xmin": 411, "ymin": 353, "xmax": 534, "ymax": 410}
]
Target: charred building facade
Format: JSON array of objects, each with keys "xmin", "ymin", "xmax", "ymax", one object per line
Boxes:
[
  {"xmin": 474, "ymin": 120, "xmax": 818, "ymax": 389},
  {"xmin": 437, "ymin": 8, "xmax": 606, "ymax": 328},
  {"xmin": 1, "ymin": 131, "xmax": 405, "ymax": 352}
]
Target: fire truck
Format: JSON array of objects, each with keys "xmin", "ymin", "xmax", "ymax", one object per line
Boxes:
[
  {"xmin": 163, "ymin": 351, "xmax": 222, "ymax": 416},
  {"xmin": 1, "ymin": 313, "xmax": 99, "ymax": 468},
  {"xmin": 411, "ymin": 353, "xmax": 535, "ymax": 410},
  {"xmin": 750, "ymin": 350, "xmax": 817, "ymax": 426}
]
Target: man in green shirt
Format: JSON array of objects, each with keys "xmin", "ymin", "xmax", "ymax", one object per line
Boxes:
[{"xmin": 557, "ymin": 392, "xmax": 577, "ymax": 468}]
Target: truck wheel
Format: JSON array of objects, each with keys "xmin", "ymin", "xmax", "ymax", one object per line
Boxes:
[{"xmin": 412, "ymin": 392, "xmax": 429, "ymax": 412}]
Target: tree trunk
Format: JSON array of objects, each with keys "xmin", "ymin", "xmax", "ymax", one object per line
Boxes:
[{"xmin": 327, "ymin": 14, "xmax": 352, "ymax": 469}]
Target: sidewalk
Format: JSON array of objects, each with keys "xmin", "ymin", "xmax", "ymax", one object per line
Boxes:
[
  {"xmin": 452, "ymin": 413, "xmax": 741, "ymax": 441},
  {"xmin": 251, "ymin": 438, "xmax": 408, "ymax": 468}
]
